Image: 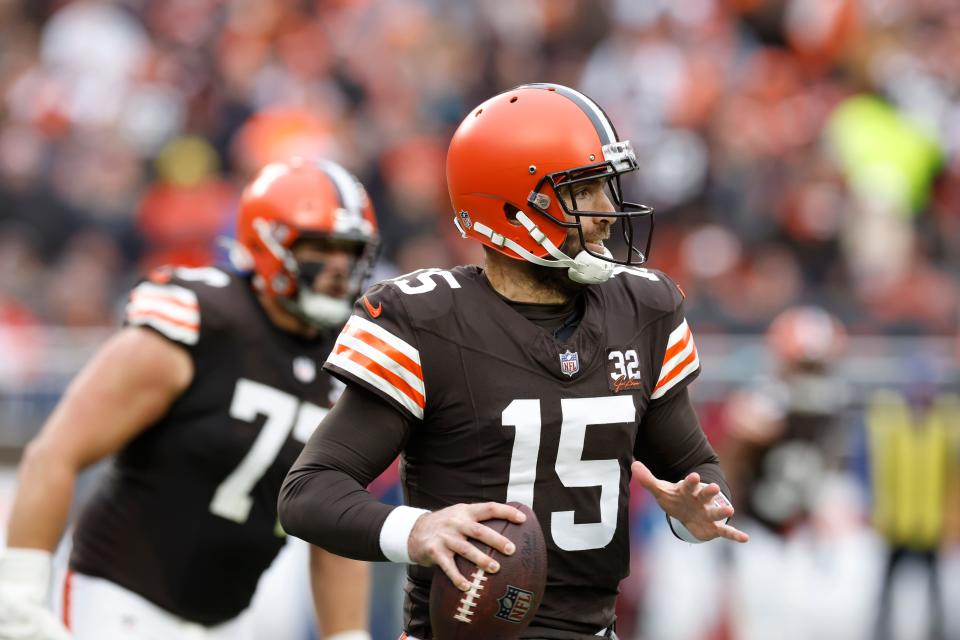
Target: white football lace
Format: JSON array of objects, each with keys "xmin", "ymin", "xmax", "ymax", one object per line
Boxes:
[{"xmin": 453, "ymin": 568, "xmax": 488, "ymax": 623}]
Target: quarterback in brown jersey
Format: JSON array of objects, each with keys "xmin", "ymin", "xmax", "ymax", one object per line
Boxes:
[
  {"xmin": 0, "ymin": 159, "xmax": 378, "ymax": 640},
  {"xmin": 279, "ymin": 83, "xmax": 749, "ymax": 640}
]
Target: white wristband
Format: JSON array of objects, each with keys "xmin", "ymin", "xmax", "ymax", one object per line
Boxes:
[
  {"xmin": 0, "ymin": 548, "xmax": 54, "ymax": 605},
  {"xmin": 668, "ymin": 488, "xmax": 732, "ymax": 544},
  {"xmin": 325, "ymin": 631, "xmax": 372, "ymax": 640},
  {"xmin": 379, "ymin": 506, "xmax": 430, "ymax": 563}
]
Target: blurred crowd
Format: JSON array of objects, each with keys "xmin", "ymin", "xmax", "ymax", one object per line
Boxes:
[
  {"xmin": 1, "ymin": 3, "xmax": 959, "ymax": 638},
  {"xmin": 0, "ymin": 0, "xmax": 958, "ymax": 338}
]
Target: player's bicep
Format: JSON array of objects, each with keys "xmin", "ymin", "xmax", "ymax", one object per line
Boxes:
[
  {"xmin": 293, "ymin": 385, "xmax": 410, "ymax": 486},
  {"xmin": 35, "ymin": 326, "xmax": 193, "ymax": 469},
  {"xmin": 280, "ymin": 386, "xmax": 409, "ymax": 559}
]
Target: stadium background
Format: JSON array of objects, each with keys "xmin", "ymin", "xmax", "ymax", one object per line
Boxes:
[{"xmin": 0, "ymin": 0, "xmax": 958, "ymax": 638}]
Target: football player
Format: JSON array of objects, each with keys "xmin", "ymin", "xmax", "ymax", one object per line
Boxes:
[
  {"xmin": 0, "ymin": 159, "xmax": 378, "ymax": 640},
  {"xmin": 279, "ymin": 84, "xmax": 748, "ymax": 639}
]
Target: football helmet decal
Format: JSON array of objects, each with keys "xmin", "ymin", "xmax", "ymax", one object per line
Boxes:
[
  {"xmin": 446, "ymin": 83, "xmax": 653, "ymax": 284},
  {"xmin": 230, "ymin": 158, "xmax": 379, "ymax": 327}
]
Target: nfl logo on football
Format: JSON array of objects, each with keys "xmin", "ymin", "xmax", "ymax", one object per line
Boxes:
[
  {"xmin": 496, "ymin": 585, "xmax": 534, "ymax": 624},
  {"xmin": 559, "ymin": 349, "xmax": 579, "ymax": 377}
]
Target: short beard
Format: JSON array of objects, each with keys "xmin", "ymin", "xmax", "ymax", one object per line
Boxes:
[
  {"xmin": 513, "ymin": 232, "xmax": 590, "ymax": 299},
  {"xmin": 526, "ymin": 260, "xmax": 588, "ymax": 299}
]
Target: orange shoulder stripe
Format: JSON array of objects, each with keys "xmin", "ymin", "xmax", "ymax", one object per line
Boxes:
[
  {"xmin": 661, "ymin": 326, "xmax": 692, "ymax": 365},
  {"xmin": 653, "ymin": 345, "xmax": 698, "ymax": 392},
  {"xmin": 334, "ymin": 344, "xmax": 426, "ymax": 409},
  {"xmin": 128, "ymin": 309, "xmax": 199, "ymax": 331},
  {"xmin": 343, "ymin": 324, "xmax": 423, "ymax": 380},
  {"xmin": 130, "ymin": 290, "xmax": 199, "ymax": 312}
]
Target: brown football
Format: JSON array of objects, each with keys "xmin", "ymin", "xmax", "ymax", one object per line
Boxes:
[{"xmin": 429, "ymin": 502, "xmax": 547, "ymax": 640}]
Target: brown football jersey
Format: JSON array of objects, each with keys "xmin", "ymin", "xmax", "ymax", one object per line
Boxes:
[
  {"xmin": 69, "ymin": 266, "xmax": 342, "ymax": 625},
  {"xmin": 323, "ymin": 265, "xmax": 700, "ymax": 638}
]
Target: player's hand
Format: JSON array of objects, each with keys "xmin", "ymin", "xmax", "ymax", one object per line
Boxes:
[
  {"xmin": 408, "ymin": 502, "xmax": 526, "ymax": 591},
  {"xmin": 0, "ymin": 594, "xmax": 71, "ymax": 640},
  {"xmin": 631, "ymin": 461, "xmax": 749, "ymax": 543}
]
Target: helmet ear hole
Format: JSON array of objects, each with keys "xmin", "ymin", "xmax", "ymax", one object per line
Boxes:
[{"xmin": 503, "ymin": 204, "xmax": 523, "ymax": 226}]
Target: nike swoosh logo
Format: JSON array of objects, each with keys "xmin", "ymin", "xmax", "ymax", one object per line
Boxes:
[{"xmin": 362, "ymin": 295, "xmax": 382, "ymax": 318}]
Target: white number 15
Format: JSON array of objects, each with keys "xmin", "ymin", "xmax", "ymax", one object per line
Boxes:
[{"xmin": 502, "ymin": 396, "xmax": 634, "ymax": 551}]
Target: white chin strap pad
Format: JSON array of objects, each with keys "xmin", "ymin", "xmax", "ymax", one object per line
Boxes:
[
  {"xmin": 297, "ymin": 291, "xmax": 352, "ymax": 328},
  {"xmin": 472, "ymin": 213, "xmax": 615, "ymax": 285},
  {"xmin": 568, "ymin": 250, "xmax": 615, "ymax": 284}
]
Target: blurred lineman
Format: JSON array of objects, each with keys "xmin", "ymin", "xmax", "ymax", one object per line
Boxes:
[
  {"xmin": 279, "ymin": 83, "xmax": 748, "ymax": 640},
  {"xmin": 721, "ymin": 306, "xmax": 852, "ymax": 535},
  {"xmin": 0, "ymin": 159, "xmax": 378, "ymax": 640}
]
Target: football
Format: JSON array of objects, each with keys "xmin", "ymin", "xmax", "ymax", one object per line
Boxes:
[{"xmin": 429, "ymin": 502, "xmax": 547, "ymax": 640}]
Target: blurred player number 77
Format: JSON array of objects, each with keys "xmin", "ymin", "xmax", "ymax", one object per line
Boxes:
[{"xmin": 211, "ymin": 378, "xmax": 328, "ymax": 523}]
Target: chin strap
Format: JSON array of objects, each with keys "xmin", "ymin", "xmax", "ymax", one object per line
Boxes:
[
  {"xmin": 281, "ymin": 290, "xmax": 352, "ymax": 329},
  {"xmin": 472, "ymin": 211, "xmax": 615, "ymax": 285}
]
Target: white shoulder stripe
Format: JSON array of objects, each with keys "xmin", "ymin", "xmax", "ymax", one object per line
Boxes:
[
  {"xmin": 344, "ymin": 315, "xmax": 420, "ymax": 363},
  {"xmin": 658, "ymin": 334, "xmax": 695, "ymax": 384},
  {"xmin": 650, "ymin": 353, "xmax": 700, "ymax": 400},
  {"xmin": 127, "ymin": 315, "xmax": 199, "ymax": 345},
  {"xmin": 126, "ymin": 298, "xmax": 200, "ymax": 326},
  {"xmin": 131, "ymin": 282, "xmax": 198, "ymax": 307},
  {"xmin": 336, "ymin": 333, "xmax": 425, "ymax": 395},
  {"xmin": 326, "ymin": 351, "xmax": 424, "ymax": 419},
  {"xmin": 665, "ymin": 319, "xmax": 690, "ymax": 347}
]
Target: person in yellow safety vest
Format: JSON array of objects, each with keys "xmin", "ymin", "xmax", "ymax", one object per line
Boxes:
[{"xmin": 866, "ymin": 389, "xmax": 960, "ymax": 640}]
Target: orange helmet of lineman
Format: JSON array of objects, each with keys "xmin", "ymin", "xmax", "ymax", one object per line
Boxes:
[
  {"xmin": 229, "ymin": 158, "xmax": 379, "ymax": 327},
  {"xmin": 767, "ymin": 305, "xmax": 847, "ymax": 366},
  {"xmin": 446, "ymin": 83, "xmax": 654, "ymax": 284}
]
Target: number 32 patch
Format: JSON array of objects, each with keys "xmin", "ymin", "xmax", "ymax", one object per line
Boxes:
[{"xmin": 606, "ymin": 348, "xmax": 643, "ymax": 393}]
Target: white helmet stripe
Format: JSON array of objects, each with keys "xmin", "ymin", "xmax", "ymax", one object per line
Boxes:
[
  {"xmin": 520, "ymin": 83, "xmax": 617, "ymax": 146},
  {"xmin": 318, "ymin": 159, "xmax": 363, "ymax": 221}
]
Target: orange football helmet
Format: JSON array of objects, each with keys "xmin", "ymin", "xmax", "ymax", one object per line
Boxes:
[
  {"xmin": 230, "ymin": 158, "xmax": 379, "ymax": 327},
  {"xmin": 446, "ymin": 83, "xmax": 653, "ymax": 284},
  {"xmin": 767, "ymin": 306, "xmax": 847, "ymax": 365}
]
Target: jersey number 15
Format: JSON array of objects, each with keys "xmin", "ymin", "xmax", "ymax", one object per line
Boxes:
[{"xmin": 503, "ymin": 395, "xmax": 634, "ymax": 552}]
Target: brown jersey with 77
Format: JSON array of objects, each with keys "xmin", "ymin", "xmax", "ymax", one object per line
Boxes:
[{"xmin": 323, "ymin": 264, "xmax": 700, "ymax": 638}]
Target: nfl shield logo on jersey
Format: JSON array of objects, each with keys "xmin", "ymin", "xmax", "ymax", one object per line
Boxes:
[
  {"xmin": 293, "ymin": 356, "xmax": 316, "ymax": 383},
  {"xmin": 495, "ymin": 585, "xmax": 534, "ymax": 624},
  {"xmin": 559, "ymin": 349, "xmax": 579, "ymax": 377}
]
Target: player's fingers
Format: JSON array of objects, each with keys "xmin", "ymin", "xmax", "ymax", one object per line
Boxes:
[
  {"xmin": 696, "ymin": 482, "xmax": 721, "ymax": 504},
  {"xmin": 708, "ymin": 502, "xmax": 735, "ymax": 521},
  {"xmin": 717, "ymin": 522, "xmax": 750, "ymax": 543},
  {"xmin": 449, "ymin": 537, "xmax": 500, "ymax": 573},
  {"xmin": 434, "ymin": 551, "xmax": 471, "ymax": 591},
  {"xmin": 464, "ymin": 521, "xmax": 516, "ymax": 557},
  {"xmin": 707, "ymin": 491, "xmax": 733, "ymax": 518},
  {"xmin": 469, "ymin": 501, "xmax": 526, "ymax": 525},
  {"xmin": 680, "ymin": 473, "xmax": 700, "ymax": 494}
]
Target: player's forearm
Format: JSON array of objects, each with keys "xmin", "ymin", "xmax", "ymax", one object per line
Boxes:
[
  {"xmin": 6, "ymin": 440, "xmax": 76, "ymax": 551},
  {"xmin": 309, "ymin": 546, "xmax": 370, "ymax": 635},
  {"xmin": 637, "ymin": 388, "xmax": 728, "ymax": 487},
  {"xmin": 279, "ymin": 467, "xmax": 394, "ymax": 560},
  {"xmin": 279, "ymin": 385, "xmax": 413, "ymax": 560}
]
